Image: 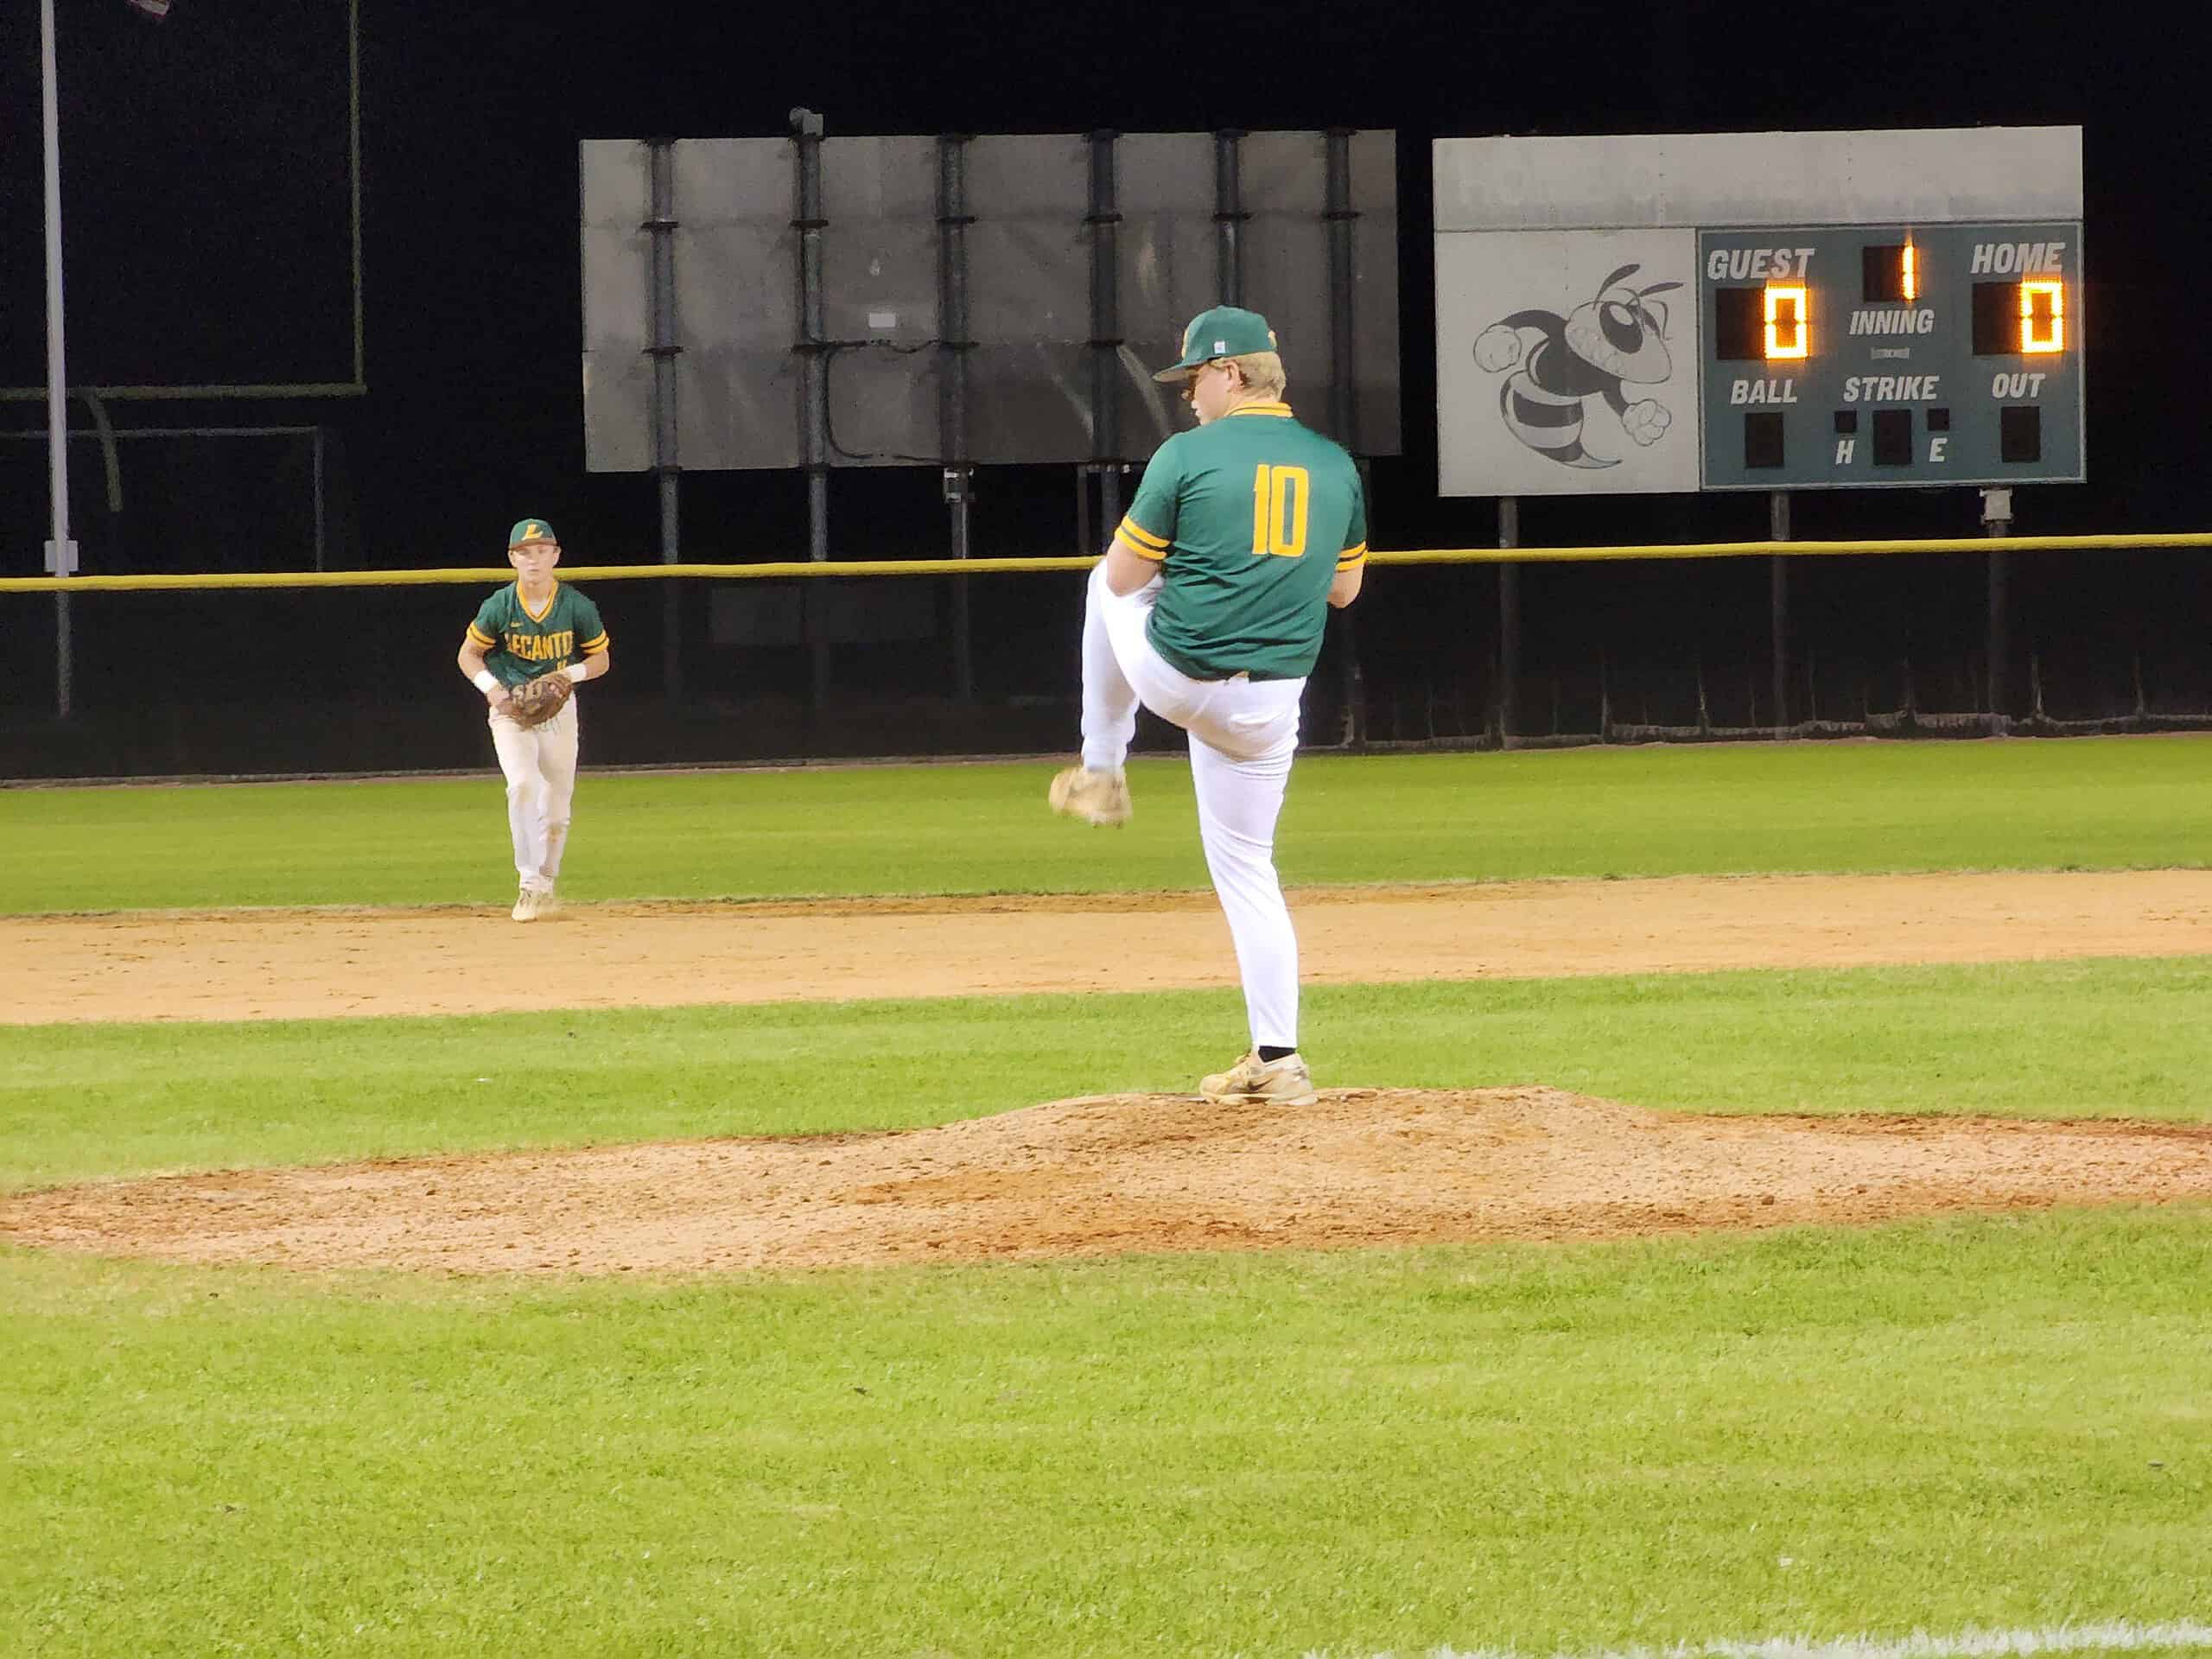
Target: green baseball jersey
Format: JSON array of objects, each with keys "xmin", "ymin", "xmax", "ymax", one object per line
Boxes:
[
  {"xmin": 465, "ymin": 581, "xmax": 610, "ymax": 690},
  {"xmin": 1113, "ymin": 401, "xmax": 1367, "ymax": 682}
]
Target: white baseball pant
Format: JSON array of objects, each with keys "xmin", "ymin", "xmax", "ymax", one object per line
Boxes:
[
  {"xmin": 1078, "ymin": 560, "xmax": 1305, "ymax": 1051},
  {"xmin": 489, "ymin": 699, "xmax": 578, "ymax": 893}
]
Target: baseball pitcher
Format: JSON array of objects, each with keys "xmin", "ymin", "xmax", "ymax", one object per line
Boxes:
[
  {"xmin": 456, "ymin": 518, "xmax": 612, "ymax": 921},
  {"xmin": 1050, "ymin": 306, "xmax": 1367, "ymax": 1104}
]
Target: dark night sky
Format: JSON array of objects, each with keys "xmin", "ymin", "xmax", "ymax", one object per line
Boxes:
[{"xmin": 0, "ymin": 0, "xmax": 2202, "ymax": 573}]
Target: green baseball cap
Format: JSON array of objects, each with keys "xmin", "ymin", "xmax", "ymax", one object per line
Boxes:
[
  {"xmin": 1150, "ymin": 305, "xmax": 1279, "ymax": 382},
  {"xmin": 507, "ymin": 518, "xmax": 558, "ymax": 548}
]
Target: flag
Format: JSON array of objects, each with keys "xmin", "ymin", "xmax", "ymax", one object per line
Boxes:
[{"xmin": 124, "ymin": 0, "xmax": 172, "ymax": 17}]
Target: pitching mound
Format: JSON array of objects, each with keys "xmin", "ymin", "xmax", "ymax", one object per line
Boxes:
[{"xmin": 5, "ymin": 1089, "xmax": 2209, "ymax": 1276}]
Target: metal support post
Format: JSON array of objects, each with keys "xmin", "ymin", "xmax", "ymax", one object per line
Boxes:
[
  {"xmin": 1497, "ymin": 497, "xmax": 1520, "ymax": 747},
  {"xmin": 1084, "ymin": 131, "xmax": 1123, "ymax": 548},
  {"xmin": 1323, "ymin": 129, "xmax": 1358, "ymax": 449},
  {"xmin": 1322, "ymin": 130, "xmax": 1368, "ymax": 746},
  {"xmin": 41, "ymin": 0, "xmax": 75, "ymax": 718},
  {"xmin": 1982, "ymin": 487, "xmax": 2013, "ymax": 735},
  {"xmin": 1212, "ymin": 130, "xmax": 1246, "ymax": 306},
  {"xmin": 645, "ymin": 138, "xmax": 684, "ymax": 702},
  {"xmin": 311, "ymin": 425, "xmax": 327, "ymax": 571},
  {"xmin": 1769, "ymin": 490, "xmax": 1790, "ymax": 734},
  {"xmin": 937, "ymin": 134, "xmax": 976, "ymax": 703},
  {"xmin": 791, "ymin": 108, "xmax": 831, "ymax": 712}
]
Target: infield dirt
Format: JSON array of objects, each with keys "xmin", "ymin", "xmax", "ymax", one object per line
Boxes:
[
  {"xmin": 4, "ymin": 868, "xmax": 2209, "ymax": 1025},
  {"xmin": 5, "ymin": 868, "xmax": 2209, "ymax": 1274}
]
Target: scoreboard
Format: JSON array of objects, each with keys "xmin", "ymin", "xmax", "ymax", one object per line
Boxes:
[
  {"xmin": 1699, "ymin": 222, "xmax": 2082, "ymax": 488},
  {"xmin": 1433, "ymin": 128, "xmax": 2086, "ymax": 499}
]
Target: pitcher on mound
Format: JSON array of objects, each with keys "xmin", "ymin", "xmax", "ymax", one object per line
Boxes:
[{"xmin": 1049, "ymin": 306, "xmax": 1368, "ymax": 1106}]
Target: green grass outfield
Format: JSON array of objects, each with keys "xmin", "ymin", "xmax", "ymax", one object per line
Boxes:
[
  {"xmin": 4, "ymin": 737, "xmax": 2210, "ymax": 1656},
  {"xmin": 6, "ymin": 1213, "xmax": 2209, "ymax": 1659},
  {"xmin": 3, "ymin": 733, "xmax": 2210, "ymax": 912}
]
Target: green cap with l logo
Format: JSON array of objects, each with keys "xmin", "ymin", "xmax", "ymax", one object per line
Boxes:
[
  {"xmin": 1150, "ymin": 305, "xmax": 1279, "ymax": 381},
  {"xmin": 507, "ymin": 518, "xmax": 557, "ymax": 548}
]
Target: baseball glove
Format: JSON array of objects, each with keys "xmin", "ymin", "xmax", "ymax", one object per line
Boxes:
[{"xmin": 505, "ymin": 672, "xmax": 573, "ymax": 728}]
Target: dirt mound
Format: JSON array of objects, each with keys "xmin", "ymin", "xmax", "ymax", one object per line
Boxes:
[{"xmin": 6, "ymin": 1089, "xmax": 2208, "ymax": 1276}]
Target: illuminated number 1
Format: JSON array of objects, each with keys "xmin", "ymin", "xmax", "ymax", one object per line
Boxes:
[
  {"xmin": 1249, "ymin": 465, "xmax": 1311, "ymax": 557},
  {"xmin": 2019, "ymin": 281, "xmax": 2064, "ymax": 353}
]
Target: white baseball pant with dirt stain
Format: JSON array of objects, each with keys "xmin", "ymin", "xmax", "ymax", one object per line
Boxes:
[
  {"xmin": 1077, "ymin": 560, "xmax": 1304, "ymax": 1051},
  {"xmin": 489, "ymin": 700, "xmax": 578, "ymax": 893}
]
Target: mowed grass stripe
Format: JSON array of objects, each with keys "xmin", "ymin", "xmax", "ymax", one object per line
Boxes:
[
  {"xmin": 4, "ymin": 957, "xmax": 2209, "ymax": 1190},
  {"xmin": 3, "ymin": 1211, "xmax": 2208, "ymax": 1658},
  {"xmin": 1341, "ymin": 1622, "xmax": 2212, "ymax": 1659},
  {"xmin": 3, "ymin": 735, "xmax": 2211, "ymax": 913}
]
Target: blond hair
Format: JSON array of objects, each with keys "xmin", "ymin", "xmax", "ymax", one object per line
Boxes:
[{"xmin": 1223, "ymin": 349, "xmax": 1287, "ymax": 400}]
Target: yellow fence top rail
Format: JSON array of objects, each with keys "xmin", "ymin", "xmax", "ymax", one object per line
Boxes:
[{"xmin": 3, "ymin": 533, "xmax": 2211, "ymax": 594}]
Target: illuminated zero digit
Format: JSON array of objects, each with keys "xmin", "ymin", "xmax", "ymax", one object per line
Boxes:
[{"xmin": 1764, "ymin": 284, "xmax": 1808, "ymax": 359}]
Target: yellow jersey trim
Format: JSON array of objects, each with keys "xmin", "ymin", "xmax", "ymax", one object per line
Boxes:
[
  {"xmin": 1116, "ymin": 517, "xmax": 1169, "ymax": 551},
  {"xmin": 518, "ymin": 579, "xmax": 559, "ymax": 624},
  {"xmin": 1225, "ymin": 402, "xmax": 1294, "ymax": 420},
  {"xmin": 1337, "ymin": 542, "xmax": 1369, "ymax": 569},
  {"xmin": 1114, "ymin": 524, "xmax": 1167, "ymax": 561},
  {"xmin": 465, "ymin": 624, "xmax": 497, "ymax": 648},
  {"xmin": 581, "ymin": 633, "xmax": 610, "ymax": 654}
]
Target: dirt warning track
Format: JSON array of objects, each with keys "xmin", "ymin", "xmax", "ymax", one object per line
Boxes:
[{"xmin": 4, "ymin": 868, "xmax": 2209, "ymax": 1025}]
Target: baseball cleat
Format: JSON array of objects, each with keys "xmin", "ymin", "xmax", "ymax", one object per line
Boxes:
[
  {"xmin": 1047, "ymin": 766, "xmax": 1132, "ymax": 827},
  {"xmin": 1199, "ymin": 1051, "xmax": 1319, "ymax": 1107},
  {"xmin": 510, "ymin": 887, "xmax": 543, "ymax": 923}
]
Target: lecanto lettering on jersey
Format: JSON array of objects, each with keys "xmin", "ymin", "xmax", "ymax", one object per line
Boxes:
[{"xmin": 503, "ymin": 628, "xmax": 575, "ymax": 663}]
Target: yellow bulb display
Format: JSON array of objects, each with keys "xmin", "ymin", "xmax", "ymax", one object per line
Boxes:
[
  {"xmin": 1901, "ymin": 243, "xmax": 1917, "ymax": 302},
  {"xmin": 2019, "ymin": 280, "xmax": 2063, "ymax": 353},
  {"xmin": 1764, "ymin": 283, "xmax": 1808, "ymax": 359}
]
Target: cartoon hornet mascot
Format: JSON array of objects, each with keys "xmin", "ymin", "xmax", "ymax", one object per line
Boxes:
[{"xmin": 1474, "ymin": 264, "xmax": 1681, "ymax": 468}]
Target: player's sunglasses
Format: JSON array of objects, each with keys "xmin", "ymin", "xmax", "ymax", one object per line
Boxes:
[{"xmin": 1179, "ymin": 360, "xmax": 1224, "ymax": 401}]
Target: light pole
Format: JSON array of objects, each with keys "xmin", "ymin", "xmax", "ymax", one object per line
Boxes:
[{"xmin": 40, "ymin": 0, "xmax": 78, "ymax": 717}]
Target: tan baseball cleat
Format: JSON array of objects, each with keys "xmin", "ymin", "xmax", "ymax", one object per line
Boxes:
[
  {"xmin": 511, "ymin": 887, "xmax": 543, "ymax": 923},
  {"xmin": 1198, "ymin": 1051, "xmax": 1319, "ymax": 1107},
  {"xmin": 1047, "ymin": 766, "xmax": 1133, "ymax": 827}
]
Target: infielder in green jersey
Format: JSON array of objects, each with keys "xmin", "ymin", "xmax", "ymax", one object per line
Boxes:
[
  {"xmin": 455, "ymin": 518, "xmax": 613, "ymax": 922},
  {"xmin": 1050, "ymin": 306, "xmax": 1367, "ymax": 1105}
]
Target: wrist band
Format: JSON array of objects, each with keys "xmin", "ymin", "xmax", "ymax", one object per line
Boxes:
[
  {"xmin": 563, "ymin": 663, "xmax": 589, "ymax": 684},
  {"xmin": 471, "ymin": 670, "xmax": 499, "ymax": 693}
]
